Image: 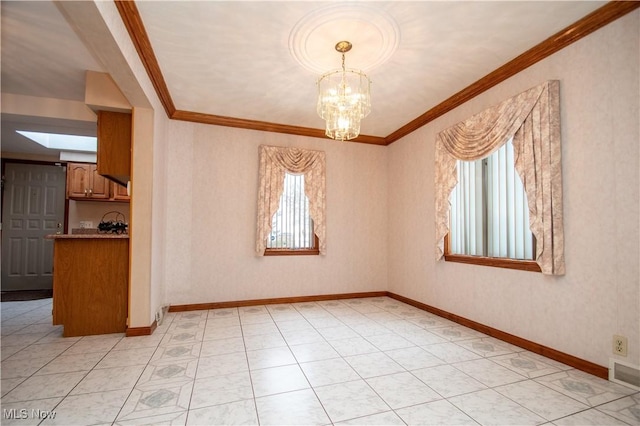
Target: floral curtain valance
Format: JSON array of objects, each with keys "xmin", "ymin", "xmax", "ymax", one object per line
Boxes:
[
  {"xmin": 256, "ymin": 145, "xmax": 326, "ymax": 255},
  {"xmin": 435, "ymin": 80, "xmax": 564, "ymax": 275}
]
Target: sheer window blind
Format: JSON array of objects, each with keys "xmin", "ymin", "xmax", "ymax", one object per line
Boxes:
[
  {"xmin": 450, "ymin": 139, "xmax": 533, "ymax": 260},
  {"xmin": 267, "ymin": 173, "xmax": 315, "ymax": 249}
]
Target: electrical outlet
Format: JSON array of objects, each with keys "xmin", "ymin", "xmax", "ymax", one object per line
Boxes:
[{"xmin": 613, "ymin": 335, "xmax": 628, "ymax": 357}]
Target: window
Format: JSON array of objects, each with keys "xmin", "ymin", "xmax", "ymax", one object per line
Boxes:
[
  {"xmin": 446, "ymin": 139, "xmax": 540, "ymax": 272},
  {"xmin": 265, "ymin": 173, "xmax": 318, "ymax": 255},
  {"xmin": 436, "ymin": 81, "xmax": 564, "ymax": 275},
  {"xmin": 256, "ymin": 145, "xmax": 326, "ymax": 256}
]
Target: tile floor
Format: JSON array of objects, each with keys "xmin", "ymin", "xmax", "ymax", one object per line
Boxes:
[{"xmin": 1, "ymin": 296, "xmax": 638, "ymax": 425}]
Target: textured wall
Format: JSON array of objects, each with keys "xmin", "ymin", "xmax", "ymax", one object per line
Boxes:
[
  {"xmin": 387, "ymin": 12, "xmax": 639, "ymax": 367},
  {"xmin": 162, "ymin": 123, "xmax": 389, "ymax": 305}
]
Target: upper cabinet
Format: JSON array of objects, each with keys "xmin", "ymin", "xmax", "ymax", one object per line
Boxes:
[
  {"xmin": 111, "ymin": 182, "xmax": 130, "ymax": 202},
  {"xmin": 97, "ymin": 110, "xmax": 131, "ymax": 187},
  {"xmin": 67, "ymin": 163, "xmax": 130, "ymax": 202},
  {"xmin": 67, "ymin": 163, "xmax": 111, "ymax": 200}
]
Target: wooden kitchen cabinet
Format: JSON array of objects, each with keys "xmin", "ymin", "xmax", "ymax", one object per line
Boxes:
[
  {"xmin": 66, "ymin": 163, "xmax": 110, "ymax": 200},
  {"xmin": 111, "ymin": 182, "xmax": 130, "ymax": 201},
  {"xmin": 67, "ymin": 163, "xmax": 130, "ymax": 202},
  {"xmin": 50, "ymin": 235, "xmax": 129, "ymax": 337},
  {"xmin": 97, "ymin": 110, "xmax": 131, "ymax": 187}
]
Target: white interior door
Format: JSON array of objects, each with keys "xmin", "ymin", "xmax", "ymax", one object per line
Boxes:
[{"xmin": 2, "ymin": 163, "xmax": 66, "ymax": 291}]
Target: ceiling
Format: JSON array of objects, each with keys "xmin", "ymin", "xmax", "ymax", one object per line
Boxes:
[
  {"xmin": 1, "ymin": 1, "xmax": 609, "ymax": 156},
  {"xmin": 1, "ymin": 0, "xmax": 104, "ymax": 157}
]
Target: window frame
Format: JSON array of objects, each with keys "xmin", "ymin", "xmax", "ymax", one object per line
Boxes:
[
  {"xmin": 264, "ymin": 234, "xmax": 320, "ymax": 256},
  {"xmin": 444, "ymin": 232, "xmax": 541, "ymax": 272}
]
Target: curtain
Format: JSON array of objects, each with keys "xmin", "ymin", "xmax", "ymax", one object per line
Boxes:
[
  {"xmin": 256, "ymin": 145, "xmax": 326, "ymax": 255},
  {"xmin": 435, "ymin": 80, "xmax": 564, "ymax": 275}
]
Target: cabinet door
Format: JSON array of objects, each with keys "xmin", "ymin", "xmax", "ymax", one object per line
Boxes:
[
  {"xmin": 67, "ymin": 163, "xmax": 91, "ymax": 198},
  {"xmin": 97, "ymin": 111, "xmax": 131, "ymax": 187},
  {"xmin": 111, "ymin": 182, "xmax": 130, "ymax": 202},
  {"xmin": 89, "ymin": 167, "xmax": 111, "ymax": 199}
]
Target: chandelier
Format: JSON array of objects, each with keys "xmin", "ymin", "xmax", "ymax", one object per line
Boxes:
[{"xmin": 317, "ymin": 41, "xmax": 371, "ymax": 141}]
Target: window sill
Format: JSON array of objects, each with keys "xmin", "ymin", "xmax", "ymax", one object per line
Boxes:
[
  {"xmin": 444, "ymin": 253, "xmax": 541, "ymax": 272},
  {"xmin": 264, "ymin": 248, "xmax": 319, "ymax": 256}
]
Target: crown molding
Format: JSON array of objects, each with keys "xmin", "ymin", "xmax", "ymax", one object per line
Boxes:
[
  {"xmin": 114, "ymin": 0, "xmax": 175, "ymax": 117},
  {"xmin": 384, "ymin": 1, "xmax": 640, "ymax": 144},
  {"xmin": 114, "ymin": 0, "xmax": 385, "ymax": 145},
  {"xmin": 115, "ymin": 1, "xmax": 638, "ymax": 146},
  {"xmin": 171, "ymin": 110, "xmax": 387, "ymax": 145}
]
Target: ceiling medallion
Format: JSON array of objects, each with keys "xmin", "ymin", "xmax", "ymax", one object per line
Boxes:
[{"xmin": 289, "ymin": 3, "xmax": 400, "ymax": 74}]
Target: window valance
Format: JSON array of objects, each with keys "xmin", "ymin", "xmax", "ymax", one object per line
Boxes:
[
  {"xmin": 435, "ymin": 80, "xmax": 564, "ymax": 275},
  {"xmin": 256, "ymin": 145, "xmax": 326, "ymax": 255}
]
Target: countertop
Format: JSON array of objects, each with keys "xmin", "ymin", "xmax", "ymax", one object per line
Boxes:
[{"xmin": 45, "ymin": 233, "xmax": 129, "ymax": 239}]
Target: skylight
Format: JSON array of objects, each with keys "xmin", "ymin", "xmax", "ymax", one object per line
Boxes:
[{"xmin": 17, "ymin": 131, "xmax": 97, "ymax": 152}]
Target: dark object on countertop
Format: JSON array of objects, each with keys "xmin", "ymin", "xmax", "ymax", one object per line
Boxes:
[{"xmin": 98, "ymin": 211, "xmax": 128, "ymax": 234}]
